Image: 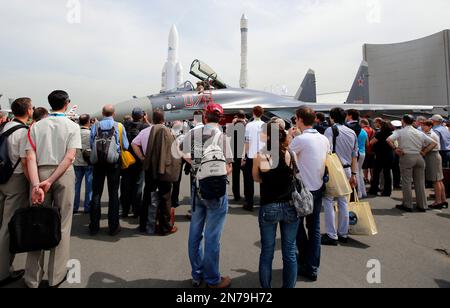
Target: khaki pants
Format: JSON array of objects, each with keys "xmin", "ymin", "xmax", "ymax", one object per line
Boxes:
[
  {"xmin": 400, "ymin": 154, "xmax": 427, "ymax": 210},
  {"xmin": 0, "ymin": 174, "xmax": 30, "ymax": 281},
  {"xmin": 24, "ymin": 166, "xmax": 75, "ymax": 288}
]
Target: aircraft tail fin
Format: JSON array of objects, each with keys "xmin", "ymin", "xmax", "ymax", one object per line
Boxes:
[
  {"xmin": 346, "ymin": 61, "xmax": 370, "ymax": 104},
  {"xmin": 295, "ymin": 69, "xmax": 316, "ymax": 102}
]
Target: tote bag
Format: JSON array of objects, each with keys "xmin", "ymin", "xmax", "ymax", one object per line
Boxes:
[
  {"xmin": 348, "ymin": 189, "xmax": 378, "ymax": 236},
  {"xmin": 325, "ymin": 126, "xmax": 352, "ymax": 197}
]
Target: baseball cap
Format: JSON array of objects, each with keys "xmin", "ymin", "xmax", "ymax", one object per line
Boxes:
[
  {"xmin": 391, "ymin": 120, "xmax": 402, "ymax": 128},
  {"xmin": 206, "ymin": 103, "xmax": 224, "ymax": 116},
  {"xmin": 431, "ymin": 114, "xmax": 444, "ymax": 122},
  {"xmin": 132, "ymin": 107, "xmax": 144, "ymax": 118}
]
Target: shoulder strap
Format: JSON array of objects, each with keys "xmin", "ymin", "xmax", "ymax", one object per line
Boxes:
[
  {"xmin": 332, "ymin": 125, "xmax": 339, "ymax": 154},
  {"xmin": 1, "ymin": 124, "xmax": 28, "ymax": 138},
  {"xmin": 212, "ymin": 130, "xmax": 222, "ymax": 146},
  {"xmin": 118, "ymin": 123, "xmax": 124, "ymax": 151}
]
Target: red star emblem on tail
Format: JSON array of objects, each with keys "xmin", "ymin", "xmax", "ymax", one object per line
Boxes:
[{"xmin": 357, "ymin": 76, "xmax": 365, "ymax": 87}]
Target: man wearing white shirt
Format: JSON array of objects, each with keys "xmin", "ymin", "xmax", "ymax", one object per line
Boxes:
[
  {"xmin": 243, "ymin": 106, "xmax": 265, "ymax": 211},
  {"xmin": 290, "ymin": 107, "xmax": 330, "ymax": 281},
  {"xmin": 387, "ymin": 115, "xmax": 437, "ymax": 212}
]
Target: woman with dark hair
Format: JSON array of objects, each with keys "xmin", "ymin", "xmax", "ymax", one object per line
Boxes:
[
  {"xmin": 253, "ymin": 121, "xmax": 299, "ymax": 288},
  {"xmin": 369, "ymin": 120, "xmax": 395, "ymax": 197}
]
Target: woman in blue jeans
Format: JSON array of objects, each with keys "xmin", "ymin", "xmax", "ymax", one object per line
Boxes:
[{"xmin": 253, "ymin": 121, "xmax": 299, "ymax": 289}]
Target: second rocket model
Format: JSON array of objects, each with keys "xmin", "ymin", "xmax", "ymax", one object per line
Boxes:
[{"xmin": 240, "ymin": 14, "xmax": 248, "ymax": 89}]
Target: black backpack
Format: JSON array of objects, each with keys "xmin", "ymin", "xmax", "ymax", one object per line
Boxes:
[
  {"xmin": 346, "ymin": 121, "xmax": 362, "ymax": 137},
  {"xmin": 9, "ymin": 207, "xmax": 62, "ymax": 254},
  {"xmin": 0, "ymin": 122, "xmax": 28, "ymax": 184},
  {"xmin": 125, "ymin": 122, "xmax": 144, "ymax": 157}
]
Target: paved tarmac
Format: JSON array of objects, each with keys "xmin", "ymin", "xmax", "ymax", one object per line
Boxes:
[{"xmin": 4, "ymin": 176, "xmax": 450, "ymax": 288}]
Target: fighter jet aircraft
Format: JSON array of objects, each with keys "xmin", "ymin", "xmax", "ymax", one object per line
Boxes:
[{"xmin": 109, "ymin": 59, "xmax": 436, "ymax": 122}]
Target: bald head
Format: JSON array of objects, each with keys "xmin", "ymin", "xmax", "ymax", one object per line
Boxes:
[{"xmin": 102, "ymin": 105, "xmax": 115, "ymax": 118}]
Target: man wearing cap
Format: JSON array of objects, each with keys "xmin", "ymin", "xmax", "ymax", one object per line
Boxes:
[
  {"xmin": 387, "ymin": 115, "xmax": 437, "ymax": 212},
  {"xmin": 431, "ymin": 115, "xmax": 450, "ymax": 168},
  {"xmin": 120, "ymin": 107, "xmax": 149, "ymax": 218},
  {"xmin": 182, "ymin": 103, "xmax": 233, "ymax": 289}
]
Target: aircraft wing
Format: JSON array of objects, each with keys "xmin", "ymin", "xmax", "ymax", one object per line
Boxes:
[{"xmin": 221, "ymin": 101, "xmax": 436, "ymax": 116}]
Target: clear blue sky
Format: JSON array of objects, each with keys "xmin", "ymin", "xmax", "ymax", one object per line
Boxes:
[{"xmin": 1, "ymin": 0, "xmax": 449, "ymax": 112}]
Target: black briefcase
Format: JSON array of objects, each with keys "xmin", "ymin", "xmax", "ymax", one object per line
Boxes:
[{"xmin": 8, "ymin": 207, "xmax": 62, "ymax": 254}]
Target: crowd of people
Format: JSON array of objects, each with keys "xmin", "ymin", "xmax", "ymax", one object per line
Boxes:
[{"xmin": 0, "ymin": 90, "xmax": 449, "ymax": 289}]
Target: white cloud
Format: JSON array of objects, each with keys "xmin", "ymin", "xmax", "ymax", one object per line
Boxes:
[{"xmin": 0, "ymin": 0, "xmax": 449, "ymax": 113}]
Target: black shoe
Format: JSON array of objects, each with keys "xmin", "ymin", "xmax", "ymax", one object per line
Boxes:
[
  {"xmin": 429, "ymin": 204, "xmax": 444, "ymax": 210},
  {"xmin": 234, "ymin": 197, "xmax": 242, "ymax": 203},
  {"xmin": 396, "ymin": 205, "xmax": 413, "ymax": 213},
  {"xmin": 89, "ymin": 228, "xmax": 99, "ymax": 236},
  {"xmin": 321, "ymin": 234, "xmax": 338, "ymax": 246},
  {"xmin": 442, "ymin": 202, "xmax": 449, "ymax": 209},
  {"xmin": 298, "ymin": 268, "xmax": 318, "ymax": 282},
  {"xmin": 338, "ymin": 236, "xmax": 349, "ymax": 244},
  {"xmin": 109, "ymin": 226, "xmax": 122, "ymax": 236},
  {"xmin": 417, "ymin": 208, "xmax": 427, "ymax": 213},
  {"xmin": 243, "ymin": 203, "xmax": 254, "ymax": 212},
  {"xmin": 192, "ymin": 279, "xmax": 203, "ymax": 288},
  {"xmin": 121, "ymin": 213, "xmax": 129, "ymax": 219},
  {"xmin": 0, "ymin": 270, "xmax": 25, "ymax": 287}
]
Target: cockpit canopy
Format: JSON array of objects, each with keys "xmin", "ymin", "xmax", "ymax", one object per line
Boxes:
[{"xmin": 189, "ymin": 59, "xmax": 227, "ymax": 90}]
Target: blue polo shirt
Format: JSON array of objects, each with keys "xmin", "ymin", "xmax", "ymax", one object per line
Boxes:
[
  {"xmin": 358, "ymin": 129, "xmax": 368, "ymax": 155},
  {"xmin": 433, "ymin": 125, "xmax": 450, "ymax": 151}
]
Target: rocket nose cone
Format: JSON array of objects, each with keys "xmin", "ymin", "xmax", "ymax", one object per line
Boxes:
[
  {"xmin": 169, "ymin": 25, "xmax": 179, "ymax": 49},
  {"xmin": 169, "ymin": 25, "xmax": 179, "ymax": 38}
]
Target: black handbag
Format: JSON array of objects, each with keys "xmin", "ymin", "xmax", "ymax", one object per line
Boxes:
[{"xmin": 8, "ymin": 207, "xmax": 62, "ymax": 254}]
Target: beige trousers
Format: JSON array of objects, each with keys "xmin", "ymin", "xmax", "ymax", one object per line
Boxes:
[
  {"xmin": 0, "ymin": 174, "xmax": 30, "ymax": 281},
  {"xmin": 400, "ymin": 154, "xmax": 427, "ymax": 209},
  {"xmin": 24, "ymin": 166, "xmax": 75, "ymax": 288}
]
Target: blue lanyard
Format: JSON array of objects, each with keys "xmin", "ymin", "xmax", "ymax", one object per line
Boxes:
[{"xmin": 49, "ymin": 113, "xmax": 66, "ymax": 117}]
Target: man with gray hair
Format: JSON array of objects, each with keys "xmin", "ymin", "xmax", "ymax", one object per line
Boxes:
[{"xmin": 431, "ymin": 115, "xmax": 450, "ymax": 168}]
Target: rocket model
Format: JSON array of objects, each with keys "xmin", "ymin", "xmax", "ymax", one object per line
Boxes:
[
  {"xmin": 240, "ymin": 14, "xmax": 248, "ymax": 89},
  {"xmin": 162, "ymin": 25, "xmax": 183, "ymax": 92}
]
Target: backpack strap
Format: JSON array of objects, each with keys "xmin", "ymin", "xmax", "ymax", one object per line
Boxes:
[
  {"xmin": 0, "ymin": 123, "xmax": 29, "ymax": 171},
  {"xmin": 211, "ymin": 130, "xmax": 222, "ymax": 147},
  {"xmin": 332, "ymin": 125, "xmax": 340, "ymax": 154},
  {"xmin": 118, "ymin": 123, "xmax": 124, "ymax": 152},
  {"xmin": 1, "ymin": 124, "xmax": 27, "ymax": 138}
]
